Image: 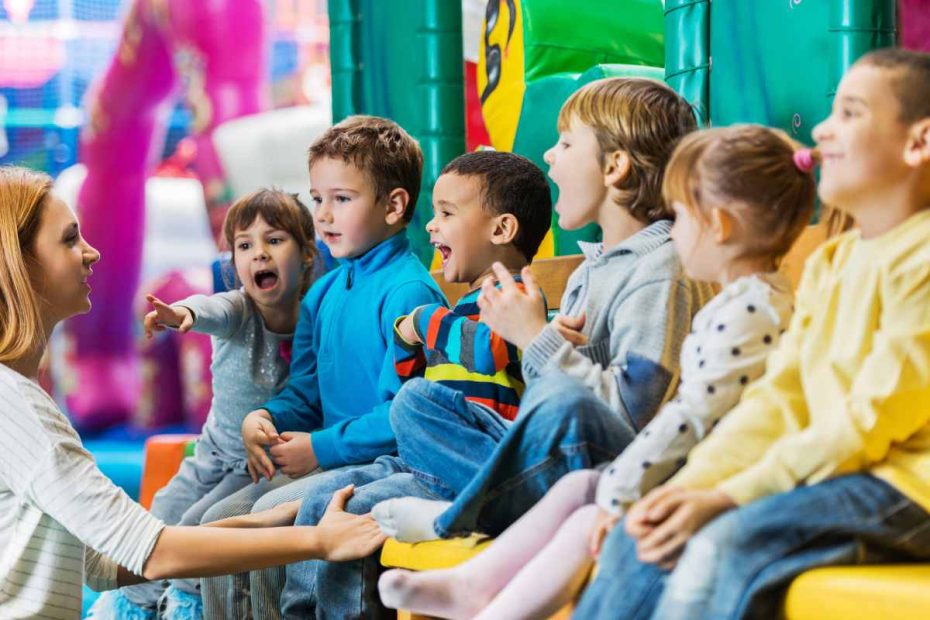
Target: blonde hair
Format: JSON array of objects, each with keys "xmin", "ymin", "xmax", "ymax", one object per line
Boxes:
[
  {"xmin": 558, "ymin": 78, "xmax": 697, "ymax": 223},
  {"xmin": 663, "ymin": 125, "xmax": 817, "ymax": 266},
  {"xmin": 0, "ymin": 166, "xmax": 53, "ymax": 362}
]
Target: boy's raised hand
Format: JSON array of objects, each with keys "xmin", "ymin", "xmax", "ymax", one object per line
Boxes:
[
  {"xmin": 143, "ymin": 294, "xmax": 194, "ymax": 339},
  {"xmin": 270, "ymin": 431, "xmax": 319, "ymax": 478},
  {"xmin": 477, "ymin": 263, "xmax": 548, "ymax": 350},
  {"xmin": 316, "ymin": 485, "xmax": 388, "ymax": 562},
  {"xmin": 629, "ymin": 486, "xmax": 736, "ymax": 569},
  {"xmin": 241, "ymin": 409, "xmax": 281, "ymax": 483}
]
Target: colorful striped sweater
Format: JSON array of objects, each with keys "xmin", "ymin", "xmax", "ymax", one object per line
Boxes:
[{"xmin": 394, "ymin": 281, "xmax": 542, "ymax": 421}]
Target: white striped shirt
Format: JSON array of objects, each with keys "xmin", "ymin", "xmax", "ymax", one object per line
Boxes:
[{"xmin": 0, "ymin": 363, "xmax": 165, "ymax": 619}]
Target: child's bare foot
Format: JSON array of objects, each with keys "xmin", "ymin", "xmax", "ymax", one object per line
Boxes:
[{"xmin": 378, "ymin": 568, "xmax": 490, "ymax": 619}]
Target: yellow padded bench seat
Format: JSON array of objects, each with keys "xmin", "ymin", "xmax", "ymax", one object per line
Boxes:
[
  {"xmin": 381, "ymin": 535, "xmax": 492, "ymax": 571},
  {"xmin": 784, "ymin": 565, "xmax": 930, "ymax": 620},
  {"xmin": 381, "ymin": 537, "xmax": 575, "ymax": 619}
]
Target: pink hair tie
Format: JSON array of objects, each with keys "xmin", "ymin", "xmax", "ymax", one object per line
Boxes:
[{"xmin": 793, "ymin": 148, "xmax": 816, "ymax": 173}]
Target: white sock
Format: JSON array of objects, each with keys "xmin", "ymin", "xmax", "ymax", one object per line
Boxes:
[
  {"xmin": 379, "ymin": 569, "xmax": 486, "ymax": 619},
  {"xmin": 372, "ymin": 497, "xmax": 451, "ymax": 542}
]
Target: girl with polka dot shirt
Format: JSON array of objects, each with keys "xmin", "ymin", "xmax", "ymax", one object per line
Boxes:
[{"xmin": 377, "ymin": 124, "xmax": 817, "ymax": 620}]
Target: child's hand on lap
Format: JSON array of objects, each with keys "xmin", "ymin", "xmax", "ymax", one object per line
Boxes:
[
  {"xmin": 316, "ymin": 485, "xmax": 387, "ymax": 561},
  {"xmin": 477, "ymin": 263, "xmax": 548, "ymax": 350},
  {"xmin": 628, "ymin": 486, "xmax": 736, "ymax": 569},
  {"xmin": 242, "ymin": 409, "xmax": 281, "ymax": 482},
  {"xmin": 143, "ymin": 294, "xmax": 194, "ymax": 338},
  {"xmin": 397, "ymin": 314, "xmax": 420, "ymax": 345},
  {"xmin": 269, "ymin": 431, "xmax": 319, "ymax": 478},
  {"xmin": 589, "ymin": 507, "xmax": 621, "ymax": 557}
]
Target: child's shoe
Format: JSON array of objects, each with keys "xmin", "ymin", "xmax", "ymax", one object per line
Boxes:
[
  {"xmin": 159, "ymin": 584, "xmax": 203, "ymax": 620},
  {"xmin": 86, "ymin": 590, "xmax": 156, "ymax": 620}
]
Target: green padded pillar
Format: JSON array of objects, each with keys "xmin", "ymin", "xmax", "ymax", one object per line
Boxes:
[
  {"xmin": 664, "ymin": 0, "xmax": 709, "ymax": 125},
  {"xmin": 328, "ymin": 0, "xmax": 465, "ymax": 265}
]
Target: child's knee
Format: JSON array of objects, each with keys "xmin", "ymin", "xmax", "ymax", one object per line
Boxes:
[
  {"xmin": 550, "ymin": 469, "xmax": 600, "ymax": 505},
  {"xmin": 200, "ymin": 497, "xmax": 245, "ymax": 525}
]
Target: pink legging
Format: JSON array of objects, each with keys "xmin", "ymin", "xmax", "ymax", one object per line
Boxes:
[
  {"xmin": 388, "ymin": 469, "xmax": 602, "ymax": 620},
  {"xmin": 67, "ymin": 0, "xmax": 266, "ymax": 427}
]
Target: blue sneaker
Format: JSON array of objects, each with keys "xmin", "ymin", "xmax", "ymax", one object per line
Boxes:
[
  {"xmin": 86, "ymin": 590, "xmax": 156, "ymax": 620},
  {"xmin": 160, "ymin": 584, "xmax": 204, "ymax": 620}
]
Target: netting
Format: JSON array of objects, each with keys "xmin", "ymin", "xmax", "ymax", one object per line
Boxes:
[{"xmin": 0, "ymin": 0, "xmax": 329, "ymax": 174}]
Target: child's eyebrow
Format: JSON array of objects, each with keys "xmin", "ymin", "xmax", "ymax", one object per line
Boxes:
[
  {"xmin": 435, "ymin": 200, "xmax": 458, "ymax": 209},
  {"xmin": 839, "ymin": 95, "xmax": 868, "ymax": 107}
]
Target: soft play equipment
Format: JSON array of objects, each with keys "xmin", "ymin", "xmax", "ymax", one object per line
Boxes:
[
  {"xmin": 474, "ymin": 0, "xmax": 665, "ymax": 257},
  {"xmin": 65, "ymin": 0, "xmax": 268, "ymax": 430},
  {"xmin": 328, "ymin": 0, "xmax": 466, "ymax": 266},
  {"xmin": 53, "ymin": 168, "xmax": 218, "ymax": 433},
  {"xmin": 136, "ymin": 268, "xmax": 214, "ymax": 431},
  {"xmin": 212, "ymin": 104, "xmax": 332, "ymax": 207}
]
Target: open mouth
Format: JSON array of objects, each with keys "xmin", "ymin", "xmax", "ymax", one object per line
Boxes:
[
  {"xmin": 321, "ymin": 231, "xmax": 342, "ymax": 244},
  {"xmin": 433, "ymin": 242, "xmax": 452, "ymax": 263},
  {"xmin": 254, "ymin": 270, "xmax": 279, "ymax": 291}
]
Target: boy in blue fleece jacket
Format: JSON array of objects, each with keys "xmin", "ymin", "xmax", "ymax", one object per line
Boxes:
[{"xmin": 196, "ymin": 115, "xmax": 445, "ymax": 619}]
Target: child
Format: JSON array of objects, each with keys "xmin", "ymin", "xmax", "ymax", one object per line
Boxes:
[
  {"xmin": 371, "ymin": 77, "xmax": 714, "ymax": 547},
  {"xmin": 99, "ymin": 189, "xmax": 319, "ymax": 616},
  {"xmin": 377, "ymin": 124, "xmax": 816, "ymax": 619},
  {"xmin": 266, "ymin": 150, "xmax": 553, "ymax": 618},
  {"xmin": 195, "ymin": 115, "xmax": 446, "ymax": 619},
  {"xmin": 573, "ymin": 48, "xmax": 930, "ymax": 620},
  {"xmin": 0, "ymin": 166, "xmax": 385, "ymax": 620}
]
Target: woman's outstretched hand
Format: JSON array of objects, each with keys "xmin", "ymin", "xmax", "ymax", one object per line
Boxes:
[{"xmin": 315, "ymin": 485, "xmax": 388, "ymax": 562}]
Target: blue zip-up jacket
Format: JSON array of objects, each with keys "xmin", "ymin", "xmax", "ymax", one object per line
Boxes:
[{"xmin": 262, "ymin": 232, "xmax": 446, "ymax": 469}]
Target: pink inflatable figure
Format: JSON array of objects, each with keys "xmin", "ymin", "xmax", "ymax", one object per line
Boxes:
[
  {"xmin": 66, "ymin": 0, "xmax": 268, "ymax": 430},
  {"xmin": 136, "ymin": 269, "xmax": 214, "ymax": 432}
]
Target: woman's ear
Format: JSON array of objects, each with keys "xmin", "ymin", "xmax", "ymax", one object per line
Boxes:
[
  {"xmin": 709, "ymin": 207, "xmax": 734, "ymax": 244},
  {"xmin": 384, "ymin": 188, "xmax": 411, "ymax": 225},
  {"xmin": 903, "ymin": 118, "xmax": 930, "ymax": 167},
  {"xmin": 603, "ymin": 150, "xmax": 631, "ymax": 187},
  {"xmin": 490, "ymin": 213, "xmax": 519, "ymax": 246}
]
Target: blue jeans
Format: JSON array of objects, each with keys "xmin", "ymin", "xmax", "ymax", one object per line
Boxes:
[
  {"xmin": 280, "ymin": 456, "xmax": 440, "ymax": 619},
  {"xmin": 431, "ymin": 373, "xmax": 638, "ymax": 538},
  {"xmin": 574, "ymin": 474, "xmax": 930, "ymax": 620},
  {"xmin": 122, "ymin": 430, "xmax": 252, "ymax": 609},
  {"xmin": 392, "ymin": 378, "xmax": 512, "ymax": 499}
]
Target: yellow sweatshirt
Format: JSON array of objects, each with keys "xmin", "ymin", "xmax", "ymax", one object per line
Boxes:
[{"xmin": 671, "ymin": 209, "xmax": 930, "ymax": 513}]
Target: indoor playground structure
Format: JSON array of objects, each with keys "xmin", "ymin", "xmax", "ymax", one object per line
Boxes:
[{"xmin": 1, "ymin": 0, "xmax": 930, "ymax": 618}]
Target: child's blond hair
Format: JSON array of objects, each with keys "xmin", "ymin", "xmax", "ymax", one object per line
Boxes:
[
  {"xmin": 558, "ymin": 78, "xmax": 697, "ymax": 223},
  {"xmin": 0, "ymin": 166, "xmax": 53, "ymax": 362},
  {"xmin": 663, "ymin": 125, "xmax": 816, "ymax": 266}
]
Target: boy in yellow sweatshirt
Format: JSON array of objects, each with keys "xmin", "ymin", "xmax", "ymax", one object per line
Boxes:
[{"xmin": 574, "ymin": 48, "xmax": 930, "ymax": 620}]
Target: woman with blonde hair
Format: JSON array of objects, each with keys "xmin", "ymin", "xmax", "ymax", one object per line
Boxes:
[{"xmin": 0, "ymin": 166, "xmax": 385, "ymax": 619}]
